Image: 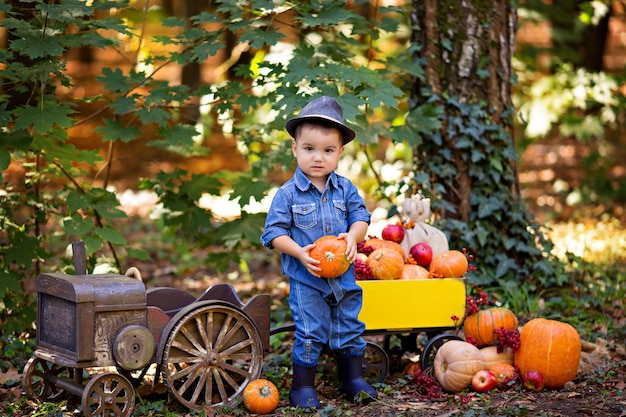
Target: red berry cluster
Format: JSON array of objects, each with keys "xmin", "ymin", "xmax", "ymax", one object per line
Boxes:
[
  {"xmin": 354, "ymin": 258, "xmax": 373, "ymax": 280},
  {"xmin": 412, "ymin": 369, "xmax": 444, "ymax": 400},
  {"xmin": 357, "ymin": 238, "xmax": 375, "ymax": 256},
  {"xmin": 465, "ymin": 287, "xmax": 489, "ymax": 316},
  {"xmin": 413, "ymin": 369, "xmax": 444, "ymax": 401},
  {"xmin": 492, "ymin": 327, "xmax": 521, "ymax": 353},
  {"xmin": 461, "ymin": 247, "xmax": 478, "ymax": 272}
]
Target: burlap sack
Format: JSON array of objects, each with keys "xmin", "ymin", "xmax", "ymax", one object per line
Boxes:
[{"xmin": 400, "ymin": 195, "xmax": 449, "ymax": 257}]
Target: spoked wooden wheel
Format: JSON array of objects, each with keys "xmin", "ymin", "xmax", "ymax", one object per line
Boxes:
[
  {"xmin": 160, "ymin": 302, "xmax": 264, "ymax": 410},
  {"xmin": 363, "ymin": 341, "xmax": 389, "ymax": 384},
  {"xmin": 420, "ymin": 333, "xmax": 464, "ymax": 370},
  {"xmin": 22, "ymin": 356, "xmax": 74, "ymax": 402},
  {"xmin": 81, "ymin": 372, "xmax": 135, "ymax": 417}
]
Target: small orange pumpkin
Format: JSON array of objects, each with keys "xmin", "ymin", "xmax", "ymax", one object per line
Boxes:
[
  {"xmin": 490, "ymin": 362, "xmax": 518, "ymax": 389},
  {"xmin": 400, "ymin": 264, "xmax": 430, "ymax": 280},
  {"xmin": 366, "ymin": 247, "xmax": 404, "ymax": 280},
  {"xmin": 242, "ymin": 378, "xmax": 280, "ymax": 414},
  {"xmin": 463, "ymin": 307, "xmax": 519, "ymax": 347},
  {"xmin": 514, "ymin": 318, "xmax": 581, "ymax": 389},
  {"xmin": 428, "ymin": 250, "xmax": 468, "ymax": 278},
  {"xmin": 309, "ymin": 236, "xmax": 350, "ymax": 278},
  {"xmin": 362, "ymin": 238, "xmax": 405, "ymax": 258}
]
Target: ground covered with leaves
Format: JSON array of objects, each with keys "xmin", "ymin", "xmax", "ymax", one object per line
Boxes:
[{"xmin": 1, "ymin": 218, "xmax": 625, "ymax": 416}]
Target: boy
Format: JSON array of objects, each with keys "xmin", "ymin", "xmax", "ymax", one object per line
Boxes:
[{"xmin": 260, "ymin": 96, "xmax": 377, "ymax": 409}]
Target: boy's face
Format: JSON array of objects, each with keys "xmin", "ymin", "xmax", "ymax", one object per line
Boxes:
[{"xmin": 292, "ymin": 123, "xmax": 344, "ymax": 185}]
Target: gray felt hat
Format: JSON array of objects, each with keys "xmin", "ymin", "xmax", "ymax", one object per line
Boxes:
[{"xmin": 285, "ymin": 96, "xmax": 356, "ymax": 144}]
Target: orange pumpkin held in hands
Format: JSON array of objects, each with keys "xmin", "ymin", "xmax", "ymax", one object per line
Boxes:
[
  {"xmin": 514, "ymin": 318, "xmax": 581, "ymax": 389},
  {"xmin": 242, "ymin": 379, "xmax": 280, "ymax": 414},
  {"xmin": 309, "ymin": 236, "xmax": 351, "ymax": 278},
  {"xmin": 428, "ymin": 250, "xmax": 468, "ymax": 278}
]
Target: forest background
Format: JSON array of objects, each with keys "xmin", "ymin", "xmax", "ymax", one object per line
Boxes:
[{"xmin": 0, "ymin": 0, "xmax": 625, "ymax": 415}]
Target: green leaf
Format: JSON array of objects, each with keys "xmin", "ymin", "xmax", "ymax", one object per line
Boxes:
[
  {"xmin": 126, "ymin": 247, "xmax": 151, "ymax": 261},
  {"xmin": 10, "ymin": 36, "xmax": 65, "ymax": 59},
  {"xmin": 95, "ymin": 118, "xmax": 141, "ymax": 143},
  {"xmin": 136, "ymin": 107, "xmax": 171, "ymax": 127},
  {"xmin": 231, "ymin": 177, "xmax": 269, "ymax": 206},
  {"xmin": 63, "ymin": 215, "xmax": 94, "ymax": 235},
  {"xmin": 32, "ymin": 134, "xmax": 102, "ymax": 166},
  {"xmin": 12, "ymin": 102, "xmax": 76, "ymax": 134},
  {"xmin": 95, "ymin": 226, "xmax": 127, "ymax": 246},
  {"xmin": 240, "ymin": 29, "xmax": 285, "ymax": 49},
  {"xmin": 0, "ymin": 147, "xmax": 10, "ymax": 171}
]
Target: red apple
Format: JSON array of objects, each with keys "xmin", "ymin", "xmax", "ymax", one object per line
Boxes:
[
  {"xmin": 409, "ymin": 242, "xmax": 433, "ymax": 267},
  {"xmin": 522, "ymin": 370, "xmax": 545, "ymax": 392},
  {"xmin": 382, "ymin": 223, "xmax": 404, "ymax": 243},
  {"xmin": 472, "ymin": 370, "xmax": 498, "ymax": 393}
]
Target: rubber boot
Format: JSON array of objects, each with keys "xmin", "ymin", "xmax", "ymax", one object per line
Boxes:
[
  {"xmin": 289, "ymin": 364, "xmax": 321, "ymax": 410},
  {"xmin": 336, "ymin": 355, "xmax": 378, "ymax": 404}
]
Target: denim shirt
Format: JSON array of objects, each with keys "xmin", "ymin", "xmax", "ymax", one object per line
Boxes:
[{"xmin": 260, "ymin": 167, "xmax": 371, "ymax": 286}]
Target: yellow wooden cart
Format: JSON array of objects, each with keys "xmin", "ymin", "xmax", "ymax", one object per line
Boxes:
[
  {"xmin": 357, "ymin": 278, "xmax": 466, "ymax": 382},
  {"xmin": 271, "ymin": 278, "xmax": 467, "ymax": 383}
]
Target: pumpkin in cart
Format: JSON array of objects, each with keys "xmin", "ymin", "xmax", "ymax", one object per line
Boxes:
[
  {"xmin": 428, "ymin": 250, "xmax": 468, "ymax": 278},
  {"xmin": 463, "ymin": 307, "xmax": 519, "ymax": 347},
  {"xmin": 433, "ymin": 340, "xmax": 486, "ymax": 392},
  {"xmin": 400, "ymin": 264, "xmax": 430, "ymax": 280},
  {"xmin": 362, "ymin": 238, "xmax": 405, "ymax": 258},
  {"xmin": 366, "ymin": 247, "xmax": 404, "ymax": 280},
  {"xmin": 309, "ymin": 236, "xmax": 350, "ymax": 278},
  {"xmin": 242, "ymin": 378, "xmax": 280, "ymax": 414},
  {"xmin": 514, "ymin": 318, "xmax": 581, "ymax": 389}
]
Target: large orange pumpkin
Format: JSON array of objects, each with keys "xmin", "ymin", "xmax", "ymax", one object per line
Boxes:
[
  {"xmin": 433, "ymin": 340, "xmax": 486, "ymax": 392},
  {"xmin": 366, "ymin": 247, "xmax": 404, "ymax": 280},
  {"xmin": 428, "ymin": 250, "xmax": 468, "ymax": 278},
  {"xmin": 242, "ymin": 378, "xmax": 280, "ymax": 414},
  {"xmin": 309, "ymin": 236, "xmax": 350, "ymax": 278},
  {"xmin": 463, "ymin": 307, "xmax": 519, "ymax": 347},
  {"xmin": 514, "ymin": 318, "xmax": 581, "ymax": 389}
]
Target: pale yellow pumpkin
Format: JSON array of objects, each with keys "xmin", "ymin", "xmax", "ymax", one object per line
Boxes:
[
  {"xmin": 479, "ymin": 345, "xmax": 515, "ymax": 369},
  {"xmin": 433, "ymin": 340, "xmax": 486, "ymax": 392}
]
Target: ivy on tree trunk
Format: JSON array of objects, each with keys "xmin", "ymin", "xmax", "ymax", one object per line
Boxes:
[{"xmin": 409, "ymin": 0, "xmax": 563, "ymax": 287}]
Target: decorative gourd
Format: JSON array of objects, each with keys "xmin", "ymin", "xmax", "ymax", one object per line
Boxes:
[
  {"xmin": 400, "ymin": 264, "xmax": 430, "ymax": 280},
  {"xmin": 479, "ymin": 345, "xmax": 514, "ymax": 368},
  {"xmin": 242, "ymin": 379, "xmax": 280, "ymax": 414},
  {"xmin": 490, "ymin": 362, "xmax": 518, "ymax": 389},
  {"xmin": 464, "ymin": 307, "xmax": 519, "ymax": 347},
  {"xmin": 362, "ymin": 238, "xmax": 405, "ymax": 258},
  {"xmin": 514, "ymin": 318, "xmax": 581, "ymax": 389},
  {"xmin": 428, "ymin": 250, "xmax": 468, "ymax": 278},
  {"xmin": 309, "ymin": 236, "xmax": 350, "ymax": 278},
  {"xmin": 366, "ymin": 248, "xmax": 404, "ymax": 280},
  {"xmin": 433, "ymin": 340, "xmax": 486, "ymax": 392}
]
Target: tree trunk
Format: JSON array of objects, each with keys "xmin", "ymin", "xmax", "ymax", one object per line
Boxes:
[
  {"xmin": 411, "ymin": 0, "xmax": 517, "ymax": 222},
  {"xmin": 409, "ymin": 0, "xmax": 556, "ymax": 283}
]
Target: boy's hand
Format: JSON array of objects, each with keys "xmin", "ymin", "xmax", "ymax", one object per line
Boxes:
[
  {"xmin": 300, "ymin": 243, "xmax": 322, "ymax": 277},
  {"xmin": 338, "ymin": 232, "xmax": 358, "ymax": 263}
]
